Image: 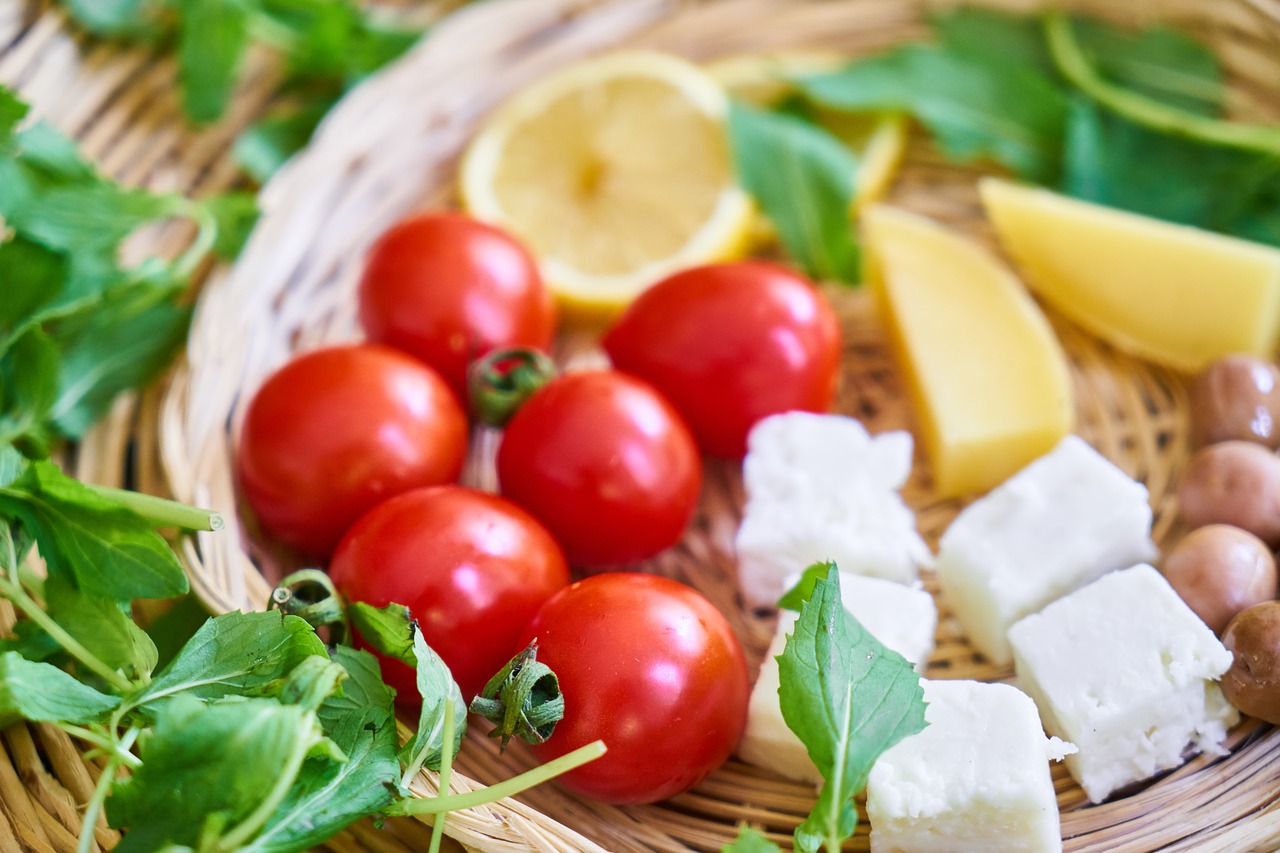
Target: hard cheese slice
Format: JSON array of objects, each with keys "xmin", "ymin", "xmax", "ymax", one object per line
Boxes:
[
  {"xmin": 862, "ymin": 205, "xmax": 1074, "ymax": 498},
  {"xmin": 980, "ymin": 177, "xmax": 1280, "ymax": 373}
]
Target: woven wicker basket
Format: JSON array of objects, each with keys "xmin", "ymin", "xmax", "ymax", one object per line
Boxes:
[{"xmin": 10, "ymin": 0, "xmax": 1280, "ymax": 850}]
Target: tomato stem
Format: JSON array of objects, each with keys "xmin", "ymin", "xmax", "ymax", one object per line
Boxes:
[
  {"xmin": 269, "ymin": 569, "xmax": 350, "ymax": 642},
  {"xmin": 469, "ymin": 640, "xmax": 564, "ymax": 750},
  {"xmin": 467, "ymin": 348, "xmax": 557, "ymax": 427}
]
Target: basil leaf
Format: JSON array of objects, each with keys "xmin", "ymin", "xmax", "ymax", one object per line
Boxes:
[
  {"xmin": 62, "ymin": 0, "xmax": 169, "ymax": 38},
  {"xmin": 729, "ymin": 101, "xmax": 860, "ymax": 284},
  {"xmin": 278, "ymin": 655, "xmax": 347, "ymax": 712},
  {"xmin": 241, "ymin": 647, "xmax": 400, "ymax": 853},
  {"xmin": 801, "ymin": 44, "xmax": 1069, "ymax": 182},
  {"xmin": 177, "ymin": 0, "xmax": 253, "ymax": 125},
  {"xmin": 779, "ymin": 568, "xmax": 927, "ymax": 853},
  {"xmin": 131, "ymin": 611, "xmax": 328, "ymax": 711},
  {"xmin": 234, "ymin": 101, "xmax": 330, "ymax": 183},
  {"xmin": 205, "ymin": 190, "xmax": 260, "ymax": 260},
  {"xmin": 0, "ymin": 460, "xmax": 188, "ymax": 601},
  {"xmin": 402, "ymin": 625, "xmax": 467, "ymax": 774},
  {"xmin": 776, "ymin": 560, "xmax": 834, "ymax": 612},
  {"xmin": 0, "ymin": 651, "xmax": 120, "ymax": 725},
  {"xmin": 721, "ymin": 826, "xmax": 783, "ymax": 853},
  {"xmin": 0, "ymin": 237, "xmax": 70, "ymax": 349},
  {"xmin": 348, "ymin": 602, "xmax": 416, "ymax": 666},
  {"xmin": 45, "ymin": 574, "xmax": 159, "ymax": 681},
  {"xmin": 107, "ymin": 695, "xmax": 328, "ymax": 852},
  {"xmin": 0, "ymin": 328, "xmax": 59, "ymax": 448},
  {"xmin": 0, "ymin": 88, "xmax": 26, "ymax": 152}
]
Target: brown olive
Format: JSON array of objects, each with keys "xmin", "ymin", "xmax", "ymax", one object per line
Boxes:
[
  {"xmin": 1191, "ymin": 355, "xmax": 1280, "ymax": 448},
  {"xmin": 1177, "ymin": 441, "xmax": 1280, "ymax": 547},
  {"xmin": 1221, "ymin": 601, "xmax": 1280, "ymax": 724},
  {"xmin": 1161, "ymin": 525, "xmax": 1277, "ymax": 634}
]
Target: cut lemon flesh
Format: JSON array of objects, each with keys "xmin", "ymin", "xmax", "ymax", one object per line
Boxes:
[{"xmin": 461, "ymin": 51, "xmax": 752, "ymax": 318}]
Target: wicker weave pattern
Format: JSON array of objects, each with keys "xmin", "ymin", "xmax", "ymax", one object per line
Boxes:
[{"xmin": 6, "ymin": 0, "xmax": 1280, "ymax": 850}]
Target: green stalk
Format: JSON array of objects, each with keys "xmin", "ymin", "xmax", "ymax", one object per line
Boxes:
[
  {"xmin": 75, "ymin": 726, "xmax": 139, "ymax": 853},
  {"xmin": 88, "ymin": 484, "xmax": 222, "ymax": 531},
  {"xmin": 58, "ymin": 724, "xmax": 142, "ymax": 770},
  {"xmin": 427, "ymin": 701, "xmax": 455, "ymax": 853},
  {"xmin": 387, "ymin": 740, "xmax": 607, "ymax": 817},
  {"xmin": 168, "ymin": 197, "xmax": 219, "ymax": 280},
  {"xmin": 213, "ymin": 725, "xmax": 317, "ymax": 852},
  {"xmin": 1044, "ymin": 10, "xmax": 1280, "ymax": 156}
]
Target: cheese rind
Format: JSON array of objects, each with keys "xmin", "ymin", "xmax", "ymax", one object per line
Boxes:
[
  {"xmin": 936, "ymin": 435, "xmax": 1157, "ymax": 665},
  {"xmin": 981, "ymin": 177, "xmax": 1280, "ymax": 373},
  {"xmin": 1009, "ymin": 564, "xmax": 1237, "ymax": 803},
  {"xmin": 867, "ymin": 679, "xmax": 1070, "ymax": 853},
  {"xmin": 862, "ymin": 204, "xmax": 1074, "ymax": 498},
  {"xmin": 735, "ymin": 412, "xmax": 931, "ymax": 607},
  {"xmin": 739, "ymin": 571, "xmax": 937, "ymax": 784}
]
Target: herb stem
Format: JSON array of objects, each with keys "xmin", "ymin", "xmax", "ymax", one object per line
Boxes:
[
  {"xmin": 58, "ymin": 724, "xmax": 142, "ymax": 769},
  {"xmin": 169, "ymin": 197, "xmax": 219, "ymax": 280},
  {"xmin": 426, "ymin": 701, "xmax": 455, "ymax": 853},
  {"xmin": 89, "ymin": 484, "xmax": 223, "ymax": 532},
  {"xmin": 214, "ymin": 725, "xmax": 316, "ymax": 852},
  {"xmin": 1044, "ymin": 10, "xmax": 1280, "ymax": 156},
  {"xmin": 388, "ymin": 740, "xmax": 607, "ymax": 817},
  {"xmin": 75, "ymin": 726, "xmax": 138, "ymax": 853}
]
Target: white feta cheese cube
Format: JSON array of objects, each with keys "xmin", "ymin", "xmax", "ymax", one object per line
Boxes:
[
  {"xmin": 867, "ymin": 679, "xmax": 1072, "ymax": 853},
  {"xmin": 936, "ymin": 434, "xmax": 1157, "ymax": 665},
  {"xmin": 1008, "ymin": 564, "xmax": 1237, "ymax": 803},
  {"xmin": 736, "ymin": 413, "xmax": 931, "ymax": 607},
  {"xmin": 739, "ymin": 571, "xmax": 937, "ymax": 785}
]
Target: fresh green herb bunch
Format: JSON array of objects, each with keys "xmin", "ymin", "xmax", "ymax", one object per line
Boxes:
[{"xmin": 733, "ymin": 8, "xmax": 1280, "ymax": 284}]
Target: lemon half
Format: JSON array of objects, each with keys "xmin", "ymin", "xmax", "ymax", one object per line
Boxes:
[{"xmin": 461, "ymin": 51, "xmax": 753, "ymax": 318}]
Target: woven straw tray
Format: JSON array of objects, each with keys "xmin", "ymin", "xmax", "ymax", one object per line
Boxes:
[{"xmin": 7, "ymin": 0, "xmax": 1280, "ymax": 851}]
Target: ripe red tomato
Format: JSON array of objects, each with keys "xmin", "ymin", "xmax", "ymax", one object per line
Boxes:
[
  {"xmin": 329, "ymin": 485, "xmax": 570, "ymax": 701},
  {"xmin": 236, "ymin": 344, "xmax": 467, "ymax": 558},
  {"xmin": 496, "ymin": 370, "xmax": 701, "ymax": 569},
  {"xmin": 520, "ymin": 573, "xmax": 750, "ymax": 804},
  {"xmin": 358, "ymin": 212, "xmax": 555, "ymax": 401},
  {"xmin": 602, "ymin": 261, "xmax": 842, "ymax": 459}
]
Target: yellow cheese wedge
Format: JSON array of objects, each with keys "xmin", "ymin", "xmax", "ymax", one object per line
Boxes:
[
  {"xmin": 862, "ymin": 205, "xmax": 1074, "ymax": 498},
  {"xmin": 980, "ymin": 178, "xmax": 1280, "ymax": 373}
]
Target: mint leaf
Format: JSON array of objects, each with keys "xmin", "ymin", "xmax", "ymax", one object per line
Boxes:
[
  {"xmin": 722, "ymin": 826, "xmax": 782, "ymax": 853},
  {"xmin": 205, "ymin": 190, "xmax": 260, "ymax": 259},
  {"xmin": 348, "ymin": 602, "xmax": 416, "ymax": 665},
  {"xmin": 177, "ymin": 0, "xmax": 253, "ymax": 125},
  {"xmin": 130, "ymin": 611, "xmax": 328, "ymax": 711},
  {"xmin": 278, "ymin": 655, "xmax": 347, "ymax": 712},
  {"xmin": 234, "ymin": 101, "xmax": 330, "ymax": 182},
  {"xmin": 729, "ymin": 101, "xmax": 860, "ymax": 284},
  {"xmin": 778, "ymin": 569, "xmax": 927, "ymax": 853},
  {"xmin": 0, "ymin": 460, "xmax": 188, "ymax": 601},
  {"xmin": 402, "ymin": 625, "xmax": 467, "ymax": 775},
  {"xmin": 107, "ymin": 695, "xmax": 329, "ymax": 852},
  {"xmin": 0, "ymin": 328, "xmax": 59, "ymax": 448},
  {"xmin": 0, "ymin": 651, "xmax": 119, "ymax": 725},
  {"xmin": 242, "ymin": 647, "xmax": 400, "ymax": 853},
  {"xmin": 62, "ymin": 0, "xmax": 168, "ymax": 38},
  {"xmin": 800, "ymin": 44, "xmax": 1069, "ymax": 182},
  {"xmin": 45, "ymin": 574, "xmax": 158, "ymax": 682},
  {"xmin": 0, "ymin": 237, "xmax": 70, "ymax": 349},
  {"xmin": 0, "ymin": 88, "xmax": 27, "ymax": 154}
]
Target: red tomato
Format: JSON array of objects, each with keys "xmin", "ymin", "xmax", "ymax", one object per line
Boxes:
[
  {"xmin": 496, "ymin": 370, "xmax": 701, "ymax": 569},
  {"xmin": 329, "ymin": 485, "xmax": 570, "ymax": 701},
  {"xmin": 602, "ymin": 261, "xmax": 842, "ymax": 459},
  {"xmin": 520, "ymin": 573, "xmax": 749, "ymax": 804},
  {"xmin": 236, "ymin": 344, "xmax": 467, "ymax": 558},
  {"xmin": 358, "ymin": 212, "xmax": 555, "ymax": 402}
]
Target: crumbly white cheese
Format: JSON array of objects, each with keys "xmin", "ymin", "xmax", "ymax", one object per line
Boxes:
[
  {"xmin": 936, "ymin": 434, "xmax": 1157, "ymax": 665},
  {"xmin": 735, "ymin": 412, "xmax": 931, "ymax": 608},
  {"xmin": 739, "ymin": 571, "xmax": 937, "ymax": 784},
  {"xmin": 1009, "ymin": 564, "xmax": 1237, "ymax": 804},
  {"xmin": 867, "ymin": 679, "xmax": 1073, "ymax": 853}
]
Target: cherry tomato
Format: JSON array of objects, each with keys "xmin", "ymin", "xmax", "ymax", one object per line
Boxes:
[
  {"xmin": 236, "ymin": 344, "xmax": 467, "ymax": 558},
  {"xmin": 519, "ymin": 573, "xmax": 749, "ymax": 804},
  {"xmin": 358, "ymin": 212, "xmax": 556, "ymax": 401},
  {"xmin": 496, "ymin": 370, "xmax": 701, "ymax": 569},
  {"xmin": 329, "ymin": 485, "xmax": 570, "ymax": 701},
  {"xmin": 602, "ymin": 261, "xmax": 842, "ymax": 459}
]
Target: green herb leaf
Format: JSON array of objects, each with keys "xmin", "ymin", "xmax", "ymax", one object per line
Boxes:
[
  {"xmin": 0, "ymin": 328, "xmax": 59, "ymax": 448},
  {"xmin": 348, "ymin": 602, "xmax": 416, "ymax": 666},
  {"xmin": 61, "ymin": 0, "xmax": 169, "ymax": 38},
  {"xmin": 0, "ymin": 88, "xmax": 27, "ymax": 154},
  {"xmin": 776, "ymin": 560, "xmax": 834, "ymax": 612},
  {"xmin": 129, "ymin": 611, "xmax": 328, "ymax": 712},
  {"xmin": 144, "ymin": 594, "xmax": 212, "ymax": 671},
  {"xmin": 241, "ymin": 647, "xmax": 401, "ymax": 853},
  {"xmin": 0, "ymin": 651, "xmax": 119, "ymax": 726},
  {"xmin": 721, "ymin": 825, "xmax": 783, "ymax": 853},
  {"xmin": 779, "ymin": 568, "xmax": 927, "ymax": 853},
  {"xmin": 0, "ymin": 237, "xmax": 71, "ymax": 349},
  {"xmin": 402, "ymin": 625, "xmax": 467, "ymax": 776},
  {"xmin": 728, "ymin": 100, "xmax": 860, "ymax": 284},
  {"xmin": 800, "ymin": 44, "xmax": 1069, "ymax": 182},
  {"xmin": 204, "ymin": 190, "xmax": 261, "ymax": 259},
  {"xmin": 234, "ymin": 101, "xmax": 330, "ymax": 182},
  {"xmin": 44, "ymin": 574, "xmax": 159, "ymax": 682},
  {"xmin": 278, "ymin": 655, "xmax": 347, "ymax": 712},
  {"xmin": 176, "ymin": 0, "xmax": 253, "ymax": 125},
  {"xmin": 107, "ymin": 695, "xmax": 329, "ymax": 852},
  {"xmin": 0, "ymin": 460, "xmax": 189, "ymax": 601}
]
